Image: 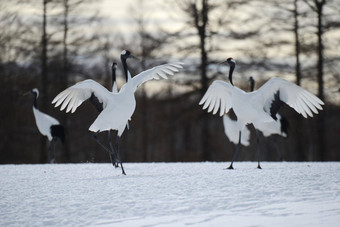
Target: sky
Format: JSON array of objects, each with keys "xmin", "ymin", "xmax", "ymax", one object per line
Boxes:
[{"xmin": 99, "ymin": 0, "xmax": 182, "ymax": 36}]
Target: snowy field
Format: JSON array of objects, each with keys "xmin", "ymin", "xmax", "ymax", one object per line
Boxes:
[{"xmin": 1, "ymin": 162, "xmax": 340, "ymax": 227}]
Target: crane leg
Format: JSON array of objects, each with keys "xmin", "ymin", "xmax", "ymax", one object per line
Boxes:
[
  {"xmin": 108, "ymin": 130, "xmax": 119, "ymax": 168},
  {"xmin": 227, "ymin": 131, "xmax": 242, "ymax": 169},
  {"xmin": 256, "ymin": 130, "xmax": 262, "ymax": 169},
  {"xmin": 48, "ymin": 138, "xmax": 56, "ymax": 164},
  {"xmin": 115, "ymin": 136, "xmax": 126, "ymax": 175},
  {"xmin": 93, "ymin": 131, "xmax": 116, "ymax": 167}
]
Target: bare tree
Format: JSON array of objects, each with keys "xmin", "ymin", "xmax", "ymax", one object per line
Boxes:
[
  {"xmin": 304, "ymin": 0, "xmax": 326, "ymax": 100},
  {"xmin": 303, "ymin": 0, "xmax": 339, "ymax": 160},
  {"xmin": 39, "ymin": 0, "xmax": 49, "ymax": 162}
]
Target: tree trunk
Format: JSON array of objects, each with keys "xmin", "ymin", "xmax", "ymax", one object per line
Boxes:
[
  {"xmin": 40, "ymin": 0, "xmax": 48, "ymax": 163},
  {"xmin": 293, "ymin": 0, "xmax": 305, "ymax": 160},
  {"xmin": 316, "ymin": 0, "xmax": 324, "ymax": 101},
  {"xmin": 315, "ymin": 0, "xmax": 326, "ymax": 161},
  {"xmin": 195, "ymin": 0, "xmax": 211, "ymax": 161},
  {"xmin": 294, "ymin": 0, "xmax": 302, "ymax": 86},
  {"xmin": 61, "ymin": 0, "xmax": 71, "ymax": 162}
]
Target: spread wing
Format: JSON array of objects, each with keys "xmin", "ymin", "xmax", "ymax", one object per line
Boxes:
[
  {"xmin": 252, "ymin": 78, "xmax": 324, "ymax": 118},
  {"xmin": 199, "ymin": 80, "xmax": 234, "ymax": 116},
  {"xmin": 131, "ymin": 63, "xmax": 183, "ymax": 89},
  {"xmin": 52, "ymin": 79, "xmax": 112, "ymax": 113}
]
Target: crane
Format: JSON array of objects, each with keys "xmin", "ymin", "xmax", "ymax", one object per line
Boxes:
[
  {"xmin": 52, "ymin": 50, "xmax": 183, "ymax": 174},
  {"xmin": 31, "ymin": 88, "xmax": 65, "ymax": 163},
  {"xmin": 200, "ymin": 58, "xmax": 324, "ymax": 169}
]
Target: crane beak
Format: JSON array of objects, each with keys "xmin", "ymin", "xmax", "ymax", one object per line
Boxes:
[
  {"xmin": 23, "ymin": 91, "xmax": 31, "ymax": 96},
  {"xmin": 217, "ymin": 60, "xmax": 228, "ymax": 65},
  {"xmin": 130, "ymin": 54, "xmax": 140, "ymax": 61}
]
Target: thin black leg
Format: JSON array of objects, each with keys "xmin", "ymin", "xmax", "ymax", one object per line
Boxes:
[
  {"xmin": 93, "ymin": 131, "xmax": 116, "ymax": 167},
  {"xmin": 108, "ymin": 130, "xmax": 118, "ymax": 167},
  {"xmin": 227, "ymin": 131, "xmax": 242, "ymax": 169},
  {"xmin": 115, "ymin": 136, "xmax": 126, "ymax": 175},
  {"xmin": 48, "ymin": 139, "xmax": 56, "ymax": 164},
  {"xmin": 256, "ymin": 130, "xmax": 262, "ymax": 169}
]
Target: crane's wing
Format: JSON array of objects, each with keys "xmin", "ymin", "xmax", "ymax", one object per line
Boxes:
[
  {"xmin": 223, "ymin": 115, "xmax": 250, "ymax": 146},
  {"xmin": 131, "ymin": 63, "xmax": 183, "ymax": 89},
  {"xmin": 52, "ymin": 79, "xmax": 112, "ymax": 113},
  {"xmin": 252, "ymin": 78, "xmax": 324, "ymax": 118},
  {"xmin": 199, "ymin": 80, "xmax": 233, "ymax": 116}
]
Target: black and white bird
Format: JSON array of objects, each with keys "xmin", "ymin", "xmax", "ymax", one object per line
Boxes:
[
  {"xmin": 199, "ymin": 58, "xmax": 324, "ymax": 169},
  {"xmin": 31, "ymin": 88, "xmax": 65, "ymax": 163},
  {"xmin": 223, "ymin": 77, "xmax": 289, "ymax": 156},
  {"xmin": 88, "ymin": 62, "xmax": 124, "ymax": 168},
  {"xmin": 222, "ymin": 77, "xmax": 255, "ymax": 146},
  {"xmin": 52, "ymin": 50, "xmax": 183, "ymax": 174}
]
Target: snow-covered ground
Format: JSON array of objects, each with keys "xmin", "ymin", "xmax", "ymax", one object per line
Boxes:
[{"xmin": 1, "ymin": 162, "xmax": 339, "ymax": 226}]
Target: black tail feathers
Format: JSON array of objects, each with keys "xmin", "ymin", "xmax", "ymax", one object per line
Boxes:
[
  {"xmin": 280, "ymin": 116, "xmax": 289, "ymax": 137},
  {"xmin": 51, "ymin": 124, "xmax": 65, "ymax": 143}
]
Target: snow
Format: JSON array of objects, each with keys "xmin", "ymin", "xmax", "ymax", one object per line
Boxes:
[{"xmin": 1, "ymin": 162, "xmax": 339, "ymax": 226}]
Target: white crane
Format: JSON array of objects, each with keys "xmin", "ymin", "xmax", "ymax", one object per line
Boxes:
[
  {"xmin": 88, "ymin": 62, "xmax": 123, "ymax": 168},
  {"xmin": 52, "ymin": 50, "xmax": 183, "ymax": 174},
  {"xmin": 31, "ymin": 88, "xmax": 65, "ymax": 163},
  {"xmin": 108, "ymin": 62, "xmax": 130, "ymax": 168},
  {"xmin": 199, "ymin": 58, "xmax": 324, "ymax": 169},
  {"xmin": 222, "ymin": 77, "xmax": 254, "ymax": 147},
  {"xmin": 223, "ymin": 77, "xmax": 289, "ymax": 161}
]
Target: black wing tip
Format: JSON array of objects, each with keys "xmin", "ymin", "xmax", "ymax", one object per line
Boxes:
[
  {"xmin": 270, "ymin": 90, "xmax": 286, "ymax": 120},
  {"xmin": 89, "ymin": 92, "xmax": 104, "ymax": 113},
  {"xmin": 280, "ymin": 116, "xmax": 289, "ymax": 136}
]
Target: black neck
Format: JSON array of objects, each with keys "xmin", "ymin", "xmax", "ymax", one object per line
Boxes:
[
  {"xmin": 228, "ymin": 63, "xmax": 235, "ymax": 86},
  {"xmin": 111, "ymin": 66, "xmax": 116, "ymax": 87},
  {"xmin": 33, "ymin": 94, "xmax": 38, "ymax": 108},
  {"xmin": 250, "ymin": 79, "xmax": 255, "ymax": 92},
  {"xmin": 121, "ymin": 56, "xmax": 129, "ymax": 82}
]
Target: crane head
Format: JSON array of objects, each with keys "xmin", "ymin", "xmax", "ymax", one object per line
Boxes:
[
  {"xmin": 31, "ymin": 88, "xmax": 39, "ymax": 97},
  {"xmin": 226, "ymin": 57, "xmax": 236, "ymax": 66},
  {"xmin": 121, "ymin": 50, "xmax": 139, "ymax": 61},
  {"xmin": 121, "ymin": 50, "xmax": 131, "ymax": 57},
  {"xmin": 112, "ymin": 62, "xmax": 117, "ymax": 70}
]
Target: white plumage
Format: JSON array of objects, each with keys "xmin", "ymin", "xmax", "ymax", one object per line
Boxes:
[
  {"xmin": 200, "ymin": 78, "xmax": 323, "ymax": 126},
  {"xmin": 258, "ymin": 113, "xmax": 287, "ymax": 138},
  {"xmin": 200, "ymin": 58, "xmax": 324, "ymax": 169},
  {"xmin": 223, "ymin": 114, "xmax": 250, "ymax": 146},
  {"xmin": 31, "ymin": 88, "xmax": 64, "ymax": 163},
  {"xmin": 52, "ymin": 64, "xmax": 182, "ymax": 135},
  {"xmin": 222, "ymin": 77, "xmax": 288, "ymax": 147},
  {"xmin": 52, "ymin": 50, "xmax": 183, "ymax": 174},
  {"xmin": 33, "ymin": 104, "xmax": 60, "ymax": 141}
]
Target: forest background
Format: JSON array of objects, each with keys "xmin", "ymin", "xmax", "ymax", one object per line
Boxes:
[{"xmin": 1, "ymin": 0, "xmax": 339, "ymax": 164}]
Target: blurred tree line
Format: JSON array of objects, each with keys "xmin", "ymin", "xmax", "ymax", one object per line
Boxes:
[{"xmin": 0, "ymin": 0, "xmax": 339, "ymax": 164}]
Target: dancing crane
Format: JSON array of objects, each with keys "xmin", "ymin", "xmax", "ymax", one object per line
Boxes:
[
  {"xmin": 52, "ymin": 50, "xmax": 183, "ymax": 174},
  {"xmin": 223, "ymin": 77, "xmax": 289, "ymax": 161},
  {"xmin": 199, "ymin": 58, "xmax": 324, "ymax": 169}
]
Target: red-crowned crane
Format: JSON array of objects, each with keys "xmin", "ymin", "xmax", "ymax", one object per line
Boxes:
[
  {"xmin": 52, "ymin": 50, "xmax": 183, "ymax": 174},
  {"xmin": 200, "ymin": 58, "xmax": 324, "ymax": 169},
  {"xmin": 31, "ymin": 88, "xmax": 65, "ymax": 163},
  {"xmin": 223, "ymin": 77, "xmax": 289, "ymax": 162}
]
